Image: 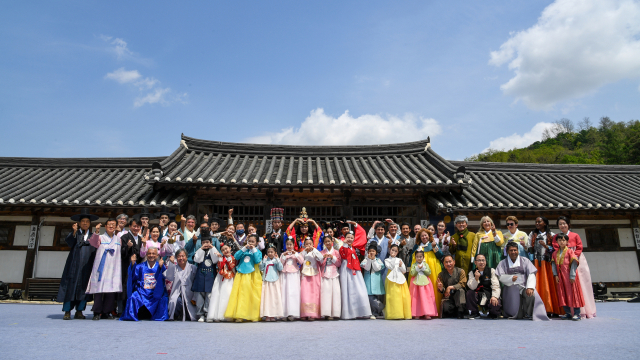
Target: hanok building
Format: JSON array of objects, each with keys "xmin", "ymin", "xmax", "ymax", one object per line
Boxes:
[{"xmin": 1, "ymin": 135, "xmax": 639, "ymax": 298}]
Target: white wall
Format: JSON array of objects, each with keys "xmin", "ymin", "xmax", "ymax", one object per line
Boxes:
[
  {"xmin": 34, "ymin": 251, "xmax": 68, "ymax": 278},
  {"xmin": 0, "ymin": 250, "xmax": 27, "ymax": 283},
  {"xmin": 618, "ymin": 228, "xmax": 634, "ymax": 247},
  {"xmin": 12, "ymin": 225, "xmax": 31, "ymax": 246},
  {"xmin": 584, "ymin": 251, "xmax": 640, "ymax": 282},
  {"xmin": 38, "ymin": 226, "xmax": 56, "ymax": 247}
]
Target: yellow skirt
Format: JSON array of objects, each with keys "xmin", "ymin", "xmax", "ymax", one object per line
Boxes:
[
  {"xmin": 224, "ymin": 265, "xmax": 263, "ymax": 321},
  {"xmin": 411, "ymin": 250, "xmax": 443, "ymax": 310},
  {"xmin": 384, "ymin": 279, "xmax": 412, "ymax": 320}
]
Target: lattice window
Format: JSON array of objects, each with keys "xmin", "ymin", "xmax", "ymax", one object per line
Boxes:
[
  {"xmin": 197, "ymin": 204, "xmax": 267, "ymax": 232},
  {"xmin": 352, "ymin": 205, "xmax": 418, "ymax": 231},
  {"xmin": 0, "ymin": 226, "xmax": 10, "ymax": 244},
  {"xmin": 586, "ymin": 228, "xmax": 619, "ymax": 249},
  {"xmin": 58, "ymin": 226, "xmax": 74, "ymax": 247}
]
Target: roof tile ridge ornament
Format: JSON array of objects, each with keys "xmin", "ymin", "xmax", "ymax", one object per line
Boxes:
[
  {"xmin": 424, "ymin": 136, "xmax": 431, "ymax": 151},
  {"xmin": 180, "ymin": 139, "xmax": 189, "ymax": 149}
]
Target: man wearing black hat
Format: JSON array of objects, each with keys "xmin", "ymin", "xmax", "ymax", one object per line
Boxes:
[
  {"xmin": 156, "ymin": 206, "xmax": 173, "ymax": 239},
  {"xmin": 136, "ymin": 208, "xmax": 154, "ymax": 236},
  {"xmin": 57, "ymin": 208, "xmax": 98, "ymax": 320},
  {"xmin": 263, "ymin": 208, "xmax": 287, "ymax": 256}
]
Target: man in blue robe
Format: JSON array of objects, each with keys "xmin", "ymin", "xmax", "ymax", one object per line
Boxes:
[{"xmin": 120, "ymin": 247, "xmax": 169, "ymax": 321}]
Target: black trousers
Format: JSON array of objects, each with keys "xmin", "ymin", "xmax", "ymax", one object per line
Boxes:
[
  {"xmin": 441, "ymin": 289, "xmax": 466, "ymax": 318},
  {"xmin": 466, "ymin": 290, "xmax": 501, "ymax": 317},
  {"xmin": 368, "ymin": 295, "xmax": 384, "ymax": 317},
  {"xmin": 92, "ymin": 292, "xmax": 116, "ymax": 315}
]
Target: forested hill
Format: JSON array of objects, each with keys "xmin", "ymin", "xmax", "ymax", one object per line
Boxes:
[{"xmin": 466, "ymin": 117, "xmax": 640, "ymax": 165}]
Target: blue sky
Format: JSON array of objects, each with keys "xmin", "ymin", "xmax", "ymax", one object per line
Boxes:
[{"xmin": 1, "ymin": 0, "xmax": 639, "ymax": 160}]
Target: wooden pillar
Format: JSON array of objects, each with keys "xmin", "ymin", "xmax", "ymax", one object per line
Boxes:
[{"xmin": 21, "ymin": 212, "xmax": 41, "ymax": 290}]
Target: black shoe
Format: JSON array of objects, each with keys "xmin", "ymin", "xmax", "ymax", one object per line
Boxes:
[
  {"xmin": 63, "ymin": 312, "xmax": 71, "ymax": 320},
  {"xmin": 74, "ymin": 312, "xmax": 85, "ymax": 320},
  {"xmin": 103, "ymin": 313, "xmax": 115, "ymax": 320},
  {"xmin": 467, "ymin": 312, "xmax": 480, "ymax": 320},
  {"xmin": 92, "ymin": 314, "xmax": 100, "ymax": 321},
  {"xmin": 457, "ymin": 312, "xmax": 465, "ymax": 319}
]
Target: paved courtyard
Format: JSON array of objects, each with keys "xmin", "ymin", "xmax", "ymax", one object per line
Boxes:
[{"xmin": 0, "ymin": 302, "xmax": 638, "ymax": 359}]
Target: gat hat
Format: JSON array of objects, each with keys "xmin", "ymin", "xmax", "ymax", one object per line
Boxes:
[
  {"xmin": 70, "ymin": 208, "xmax": 99, "ymax": 222},
  {"xmin": 156, "ymin": 205, "xmax": 174, "ymax": 218},
  {"xmin": 199, "ymin": 228, "xmax": 212, "ymax": 242},
  {"xmin": 270, "ymin": 208, "xmax": 284, "ymax": 221},
  {"xmin": 367, "ymin": 241, "xmax": 381, "ymax": 254},
  {"xmin": 135, "ymin": 208, "xmax": 155, "ymax": 221},
  {"xmin": 209, "ymin": 213, "xmax": 223, "ymax": 225}
]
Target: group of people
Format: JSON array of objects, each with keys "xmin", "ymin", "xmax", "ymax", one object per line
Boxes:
[{"xmin": 56, "ymin": 206, "xmax": 595, "ymax": 323}]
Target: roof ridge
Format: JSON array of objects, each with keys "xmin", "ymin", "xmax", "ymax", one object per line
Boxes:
[{"xmin": 0, "ymin": 157, "xmax": 167, "ymax": 169}]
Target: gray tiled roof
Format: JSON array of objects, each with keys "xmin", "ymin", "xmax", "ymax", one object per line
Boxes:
[
  {"xmin": 0, "ymin": 157, "xmax": 187, "ymax": 208},
  {"xmin": 147, "ymin": 135, "xmax": 468, "ymax": 187},
  {"xmin": 427, "ymin": 161, "xmax": 640, "ymax": 211}
]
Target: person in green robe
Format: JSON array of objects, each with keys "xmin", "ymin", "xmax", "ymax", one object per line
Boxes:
[{"xmin": 448, "ymin": 215, "xmax": 475, "ymax": 274}]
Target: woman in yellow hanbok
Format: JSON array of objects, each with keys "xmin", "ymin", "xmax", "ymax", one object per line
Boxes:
[
  {"xmin": 384, "ymin": 244, "xmax": 411, "ymax": 319},
  {"xmin": 409, "ymin": 228, "xmax": 443, "ymax": 312},
  {"xmin": 224, "ymin": 235, "xmax": 263, "ymax": 322}
]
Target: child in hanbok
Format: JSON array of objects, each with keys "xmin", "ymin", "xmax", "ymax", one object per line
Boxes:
[
  {"xmin": 361, "ymin": 242, "xmax": 385, "ymax": 319},
  {"xmin": 260, "ymin": 244, "xmax": 284, "ymax": 321},
  {"xmin": 192, "ymin": 231, "xmax": 220, "ymax": 322},
  {"xmin": 384, "ymin": 244, "xmax": 411, "ymax": 320},
  {"xmin": 552, "ymin": 234, "xmax": 585, "ymax": 321},
  {"xmin": 206, "ymin": 244, "xmax": 236, "ymax": 322},
  {"xmin": 300, "ymin": 238, "xmax": 324, "ymax": 320},
  {"xmin": 280, "ymin": 239, "xmax": 303, "ymax": 321},
  {"xmin": 224, "ymin": 234, "xmax": 263, "ymax": 322},
  {"xmin": 409, "ymin": 247, "xmax": 437, "ymax": 319},
  {"xmin": 339, "ymin": 230, "xmax": 373, "ymax": 319},
  {"xmin": 320, "ymin": 236, "xmax": 342, "ymax": 319}
]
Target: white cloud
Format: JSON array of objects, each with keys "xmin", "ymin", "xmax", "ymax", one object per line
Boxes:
[
  {"xmin": 104, "ymin": 68, "xmax": 141, "ymax": 84},
  {"xmin": 134, "ymin": 88, "xmax": 171, "ymax": 107},
  {"xmin": 245, "ymin": 108, "xmax": 441, "ymax": 145},
  {"xmin": 490, "ymin": 0, "xmax": 640, "ymax": 110},
  {"xmin": 100, "ymin": 35, "xmax": 133, "ymax": 60},
  {"xmin": 482, "ymin": 122, "xmax": 555, "ymax": 152}
]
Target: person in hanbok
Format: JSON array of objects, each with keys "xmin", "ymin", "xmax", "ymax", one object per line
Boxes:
[
  {"xmin": 180, "ymin": 214, "xmax": 200, "ymax": 263},
  {"xmin": 397, "ymin": 223, "xmax": 415, "ymax": 270},
  {"xmin": 409, "ymin": 228, "xmax": 443, "ymax": 311},
  {"xmin": 286, "ymin": 208, "xmax": 323, "ymax": 252},
  {"xmin": 436, "ymin": 253, "xmax": 467, "ymax": 319},
  {"xmin": 529, "ymin": 216, "xmax": 562, "ymax": 316},
  {"xmin": 465, "ymin": 254, "xmax": 501, "ymax": 319},
  {"xmin": 120, "ymin": 218, "xmax": 144, "ymax": 317},
  {"xmin": 361, "ymin": 242, "xmax": 385, "ymax": 319},
  {"xmin": 86, "ymin": 219, "xmax": 122, "ymax": 320},
  {"xmin": 409, "ymin": 247, "xmax": 437, "ymax": 319},
  {"xmin": 433, "ymin": 221, "xmax": 451, "ymax": 267},
  {"xmin": 339, "ymin": 223, "xmax": 372, "ymax": 320},
  {"xmin": 166, "ymin": 249, "xmax": 197, "ymax": 321},
  {"xmin": 280, "ymin": 238, "xmax": 303, "ymax": 321},
  {"xmin": 164, "ymin": 220, "xmax": 185, "ymax": 257},
  {"xmin": 384, "ymin": 244, "xmax": 411, "ymax": 320},
  {"xmin": 120, "ymin": 247, "xmax": 169, "ymax": 321},
  {"xmin": 552, "ymin": 233, "xmax": 585, "ymax": 321},
  {"xmin": 156, "ymin": 206, "xmax": 173, "ymax": 239},
  {"xmin": 259, "ymin": 244, "xmax": 284, "ymax": 321},
  {"xmin": 320, "ymin": 236, "xmax": 342, "ymax": 319},
  {"xmin": 137, "ymin": 208, "xmax": 154, "ymax": 238},
  {"xmin": 57, "ymin": 208, "xmax": 98, "ymax": 320},
  {"xmin": 263, "ymin": 208, "xmax": 287, "ymax": 256},
  {"xmin": 502, "ymin": 216, "xmax": 529, "ymax": 258},
  {"xmin": 140, "ymin": 225, "xmax": 171, "ymax": 260},
  {"xmin": 300, "ymin": 238, "xmax": 324, "ymax": 320},
  {"xmin": 219, "ymin": 224, "xmax": 240, "ymax": 255},
  {"xmin": 552, "ymin": 216, "xmax": 596, "ymax": 318},
  {"xmin": 224, "ymin": 234, "xmax": 263, "ymax": 322},
  {"xmin": 448, "ymin": 215, "xmax": 475, "ymax": 274},
  {"xmin": 496, "ymin": 242, "xmax": 549, "ymax": 321},
  {"xmin": 470, "ymin": 216, "xmax": 504, "ymax": 269},
  {"xmin": 192, "ymin": 231, "xmax": 220, "ymax": 322},
  {"xmin": 206, "ymin": 244, "xmax": 236, "ymax": 322},
  {"xmin": 367, "ymin": 222, "xmax": 390, "ymax": 261}
]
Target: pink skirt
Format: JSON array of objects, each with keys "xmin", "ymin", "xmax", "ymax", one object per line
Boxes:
[
  {"xmin": 409, "ymin": 282, "xmax": 438, "ymax": 317},
  {"xmin": 300, "ymin": 274, "xmax": 321, "ymax": 318},
  {"xmin": 577, "ymin": 253, "xmax": 596, "ymax": 318}
]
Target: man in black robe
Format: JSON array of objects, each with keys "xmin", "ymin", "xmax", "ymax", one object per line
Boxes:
[
  {"xmin": 263, "ymin": 208, "xmax": 286, "ymax": 256},
  {"xmin": 118, "ymin": 217, "xmax": 144, "ymax": 317},
  {"xmin": 56, "ymin": 208, "xmax": 98, "ymax": 320}
]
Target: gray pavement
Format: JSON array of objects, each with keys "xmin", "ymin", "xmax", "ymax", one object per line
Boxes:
[{"xmin": 0, "ymin": 302, "xmax": 638, "ymax": 359}]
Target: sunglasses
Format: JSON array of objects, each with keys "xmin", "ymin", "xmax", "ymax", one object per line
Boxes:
[{"xmin": 507, "ymin": 223, "xmax": 516, "ymax": 226}]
